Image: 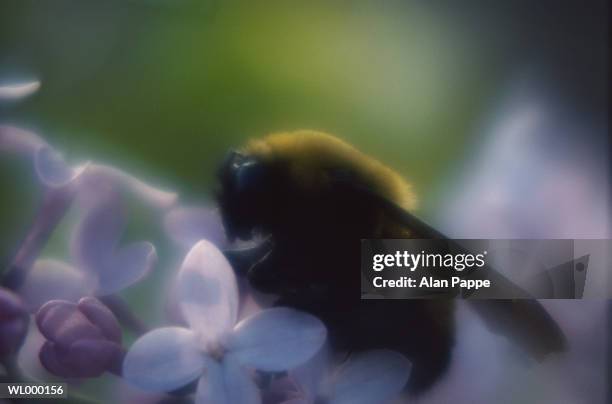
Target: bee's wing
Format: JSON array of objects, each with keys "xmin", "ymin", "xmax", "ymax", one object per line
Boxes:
[
  {"xmin": 334, "ymin": 178, "xmax": 566, "ymax": 358},
  {"xmin": 468, "ymin": 299, "xmax": 566, "ymax": 359}
]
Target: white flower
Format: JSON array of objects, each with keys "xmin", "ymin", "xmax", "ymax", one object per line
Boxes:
[{"xmin": 123, "ymin": 240, "xmax": 327, "ymax": 404}]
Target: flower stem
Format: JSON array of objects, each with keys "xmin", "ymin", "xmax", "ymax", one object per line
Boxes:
[{"xmin": 2, "ymin": 187, "xmax": 75, "ymax": 290}]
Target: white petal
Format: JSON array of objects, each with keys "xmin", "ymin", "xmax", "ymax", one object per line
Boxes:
[
  {"xmin": 123, "ymin": 327, "xmax": 205, "ymax": 392},
  {"xmin": 0, "ymin": 125, "xmax": 46, "ymax": 157},
  {"xmin": 227, "ymin": 308, "xmax": 327, "ymax": 372},
  {"xmin": 164, "ymin": 207, "xmax": 228, "ymax": 249},
  {"xmin": 0, "ymin": 80, "xmax": 40, "ymax": 100},
  {"xmin": 177, "ymin": 240, "xmax": 238, "ymax": 346},
  {"xmin": 96, "ymin": 241, "xmax": 157, "ymax": 295},
  {"xmin": 34, "ymin": 147, "xmax": 89, "ymax": 188},
  {"xmin": 18, "ymin": 259, "xmax": 93, "ymax": 312},
  {"xmin": 329, "ymin": 350, "xmax": 411, "ymax": 404},
  {"xmin": 196, "ymin": 357, "xmax": 260, "ymax": 404},
  {"xmin": 78, "ymin": 164, "xmax": 177, "ymax": 209}
]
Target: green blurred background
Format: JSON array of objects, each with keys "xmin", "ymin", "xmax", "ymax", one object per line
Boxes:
[
  {"xmin": 0, "ymin": 0, "xmax": 499, "ymax": 205},
  {"xmin": 1, "ymin": 0, "xmax": 606, "ymax": 243}
]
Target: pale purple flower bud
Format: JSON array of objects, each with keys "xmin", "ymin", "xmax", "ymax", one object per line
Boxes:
[
  {"xmin": 16, "ymin": 191, "xmax": 157, "ymax": 310},
  {"xmin": 70, "ymin": 193, "xmax": 157, "ymax": 295},
  {"xmin": 0, "ymin": 287, "xmax": 29, "ymax": 358},
  {"xmin": 34, "ymin": 146, "xmax": 89, "ymax": 188},
  {"xmin": 36, "ymin": 297, "xmax": 123, "ymax": 378},
  {"xmin": 1, "ymin": 125, "xmax": 177, "ymax": 208},
  {"xmin": 0, "ymin": 79, "xmax": 40, "ymax": 101},
  {"xmin": 0, "ymin": 125, "xmax": 46, "ymax": 157},
  {"xmin": 75, "ymin": 164, "xmax": 178, "ymax": 210}
]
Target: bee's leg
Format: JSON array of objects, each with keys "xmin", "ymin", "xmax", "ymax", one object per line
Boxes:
[
  {"xmin": 223, "ymin": 237, "xmax": 274, "ymax": 276},
  {"xmin": 245, "ymin": 246, "xmax": 290, "ymax": 294}
]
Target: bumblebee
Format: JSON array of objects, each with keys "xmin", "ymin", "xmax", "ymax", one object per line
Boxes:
[{"xmin": 216, "ymin": 130, "xmax": 565, "ymax": 393}]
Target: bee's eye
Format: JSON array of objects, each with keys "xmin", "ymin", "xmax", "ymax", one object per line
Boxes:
[
  {"xmin": 218, "ymin": 150, "xmax": 242, "ymax": 180},
  {"xmin": 218, "ymin": 150, "xmax": 267, "ymax": 196},
  {"xmin": 235, "ymin": 160, "xmax": 266, "ymax": 194}
]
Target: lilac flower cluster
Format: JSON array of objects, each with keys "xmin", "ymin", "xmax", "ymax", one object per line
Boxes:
[{"xmin": 0, "ymin": 123, "xmax": 411, "ymax": 404}]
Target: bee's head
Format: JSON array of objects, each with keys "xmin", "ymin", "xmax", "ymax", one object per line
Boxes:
[{"xmin": 216, "ymin": 150, "xmax": 279, "ymax": 241}]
